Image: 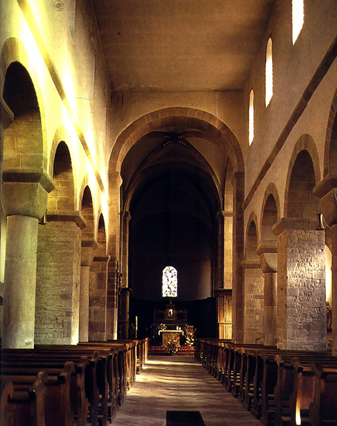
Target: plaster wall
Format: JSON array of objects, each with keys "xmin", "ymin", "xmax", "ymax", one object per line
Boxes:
[
  {"xmin": 109, "ymin": 90, "xmax": 246, "ymax": 156},
  {"xmin": 244, "ymin": 0, "xmax": 337, "ymax": 222}
]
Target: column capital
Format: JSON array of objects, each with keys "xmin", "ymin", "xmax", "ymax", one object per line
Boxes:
[
  {"xmin": 81, "ymin": 239, "xmax": 98, "ymax": 266},
  {"xmin": 93, "ymin": 254, "xmax": 110, "ymax": 263},
  {"xmin": 272, "ymin": 217, "xmax": 317, "ymax": 236},
  {"xmin": 46, "ymin": 210, "xmax": 86, "ymax": 229},
  {"xmin": 256, "ymin": 244, "xmax": 277, "ymax": 273},
  {"xmin": 241, "ymin": 260, "xmax": 260, "ymax": 269},
  {"xmin": 2, "ymin": 169, "xmax": 55, "ymax": 219}
]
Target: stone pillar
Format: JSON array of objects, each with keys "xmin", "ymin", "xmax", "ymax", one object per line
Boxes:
[
  {"xmin": 2, "ymin": 172, "xmax": 54, "ymax": 348},
  {"xmin": 273, "ymin": 218, "xmax": 326, "ymax": 351},
  {"xmin": 118, "ymin": 287, "xmax": 132, "ymax": 339},
  {"xmin": 241, "ymin": 259, "xmax": 264, "ymax": 344},
  {"xmin": 215, "ymin": 212, "xmax": 225, "ymax": 290},
  {"xmin": 107, "ymin": 257, "xmax": 118, "ymax": 340},
  {"xmin": 232, "ymin": 172, "xmax": 245, "ymax": 343},
  {"xmin": 224, "ymin": 211, "xmax": 234, "ymax": 288},
  {"xmin": 331, "ymin": 224, "xmax": 337, "ymax": 355},
  {"xmin": 108, "ymin": 172, "xmax": 122, "ymax": 340},
  {"xmin": 314, "ymin": 181, "xmax": 337, "ymax": 356},
  {"xmin": 257, "ymin": 246, "xmax": 277, "ymax": 346},
  {"xmin": 35, "ymin": 213, "xmax": 85, "ymax": 344},
  {"xmin": 79, "ymin": 240, "xmax": 97, "ymax": 342},
  {"xmin": 89, "ymin": 255, "xmax": 109, "ymax": 341},
  {"xmin": 0, "ymin": 98, "xmax": 14, "ymax": 342},
  {"xmin": 120, "ymin": 211, "xmax": 131, "ymax": 288}
]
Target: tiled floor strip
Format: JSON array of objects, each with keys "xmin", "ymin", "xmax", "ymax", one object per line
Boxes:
[{"xmin": 112, "ymin": 354, "xmax": 261, "ymax": 425}]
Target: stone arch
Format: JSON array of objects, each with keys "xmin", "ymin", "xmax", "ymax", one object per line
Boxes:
[
  {"xmin": 261, "ymin": 184, "xmax": 280, "ymax": 250},
  {"xmin": 47, "ymin": 141, "xmax": 75, "ymax": 212},
  {"xmin": 109, "ymin": 107, "xmax": 244, "ymax": 174},
  {"xmin": 285, "ymin": 135, "xmax": 321, "ymax": 219},
  {"xmin": 260, "ymin": 185, "xmax": 279, "ymax": 346},
  {"xmin": 1, "ymin": 37, "xmax": 47, "ymax": 160},
  {"xmin": 243, "ymin": 213, "xmax": 264, "ymax": 343},
  {"xmin": 123, "ymin": 137, "xmax": 222, "ymax": 212},
  {"xmin": 80, "ymin": 183, "xmax": 95, "ymax": 240},
  {"xmin": 245, "ymin": 213, "xmax": 259, "ymax": 261},
  {"xmin": 96, "ymin": 213, "xmax": 107, "ymax": 256},
  {"xmin": 49, "ymin": 125, "xmax": 78, "ymax": 194},
  {"xmin": 324, "ymin": 89, "xmax": 337, "ymax": 177},
  {"xmin": 3, "ymin": 61, "xmax": 44, "ymax": 172}
]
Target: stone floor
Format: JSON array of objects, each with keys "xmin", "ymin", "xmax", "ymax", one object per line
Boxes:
[{"xmin": 111, "ymin": 354, "xmax": 262, "ymax": 425}]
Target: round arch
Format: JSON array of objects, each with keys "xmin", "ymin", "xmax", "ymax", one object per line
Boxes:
[
  {"xmin": 260, "ymin": 183, "xmax": 280, "ymax": 248},
  {"xmin": 245, "ymin": 212, "xmax": 259, "ymax": 260},
  {"xmin": 284, "ymin": 135, "xmax": 321, "ymax": 218},
  {"xmin": 49, "ymin": 125, "xmax": 79, "ymax": 197},
  {"xmin": 1, "ymin": 37, "xmax": 48, "ymax": 158},
  {"xmin": 109, "ymin": 107, "xmax": 244, "ymax": 174},
  {"xmin": 324, "ymin": 89, "xmax": 337, "ymax": 177},
  {"xmin": 79, "ymin": 178, "xmax": 96, "ymax": 240}
]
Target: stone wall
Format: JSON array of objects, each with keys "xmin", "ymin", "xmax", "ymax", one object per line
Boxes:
[
  {"xmin": 35, "ymin": 221, "xmax": 81, "ymax": 344},
  {"xmin": 277, "ymin": 226, "xmax": 326, "ymax": 350}
]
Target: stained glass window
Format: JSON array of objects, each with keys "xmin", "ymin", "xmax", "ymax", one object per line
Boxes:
[{"xmin": 162, "ymin": 266, "xmax": 178, "ymax": 298}]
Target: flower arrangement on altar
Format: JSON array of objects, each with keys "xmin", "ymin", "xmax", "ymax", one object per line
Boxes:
[
  {"xmin": 162, "ymin": 339, "xmax": 178, "ymax": 354},
  {"xmin": 184, "ymin": 325, "xmax": 196, "ymax": 346}
]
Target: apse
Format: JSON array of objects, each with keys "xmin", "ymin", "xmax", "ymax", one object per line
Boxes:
[{"xmin": 129, "ymin": 168, "xmax": 216, "ymax": 301}]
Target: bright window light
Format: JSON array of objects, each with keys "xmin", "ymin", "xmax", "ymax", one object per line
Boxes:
[
  {"xmin": 292, "ymin": 0, "xmax": 304, "ymax": 44},
  {"xmin": 162, "ymin": 266, "xmax": 178, "ymax": 298},
  {"xmin": 266, "ymin": 38, "xmax": 273, "ymax": 107},
  {"xmin": 249, "ymin": 89, "xmax": 254, "ymax": 145}
]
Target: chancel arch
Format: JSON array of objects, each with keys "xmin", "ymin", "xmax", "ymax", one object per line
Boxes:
[{"xmin": 120, "ymin": 123, "xmax": 227, "ymax": 340}]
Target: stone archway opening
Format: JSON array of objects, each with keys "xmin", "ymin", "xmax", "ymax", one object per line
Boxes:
[
  {"xmin": 275, "ymin": 148, "xmax": 326, "ymax": 350},
  {"xmin": 1, "ymin": 62, "xmax": 50, "ymax": 348},
  {"xmin": 243, "ymin": 219, "xmax": 264, "ymax": 343},
  {"xmin": 47, "ymin": 141, "xmax": 75, "ymax": 212},
  {"xmin": 287, "ymin": 150, "xmax": 320, "ymax": 220},
  {"xmin": 260, "ymin": 193, "xmax": 278, "ymax": 346}
]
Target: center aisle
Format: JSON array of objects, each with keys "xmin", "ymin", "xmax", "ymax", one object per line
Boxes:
[{"xmin": 112, "ymin": 354, "xmax": 261, "ymax": 425}]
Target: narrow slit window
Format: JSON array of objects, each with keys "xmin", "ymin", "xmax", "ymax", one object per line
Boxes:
[
  {"xmin": 292, "ymin": 0, "xmax": 304, "ymax": 44},
  {"xmin": 249, "ymin": 89, "xmax": 254, "ymax": 145},
  {"xmin": 162, "ymin": 266, "xmax": 178, "ymax": 298},
  {"xmin": 265, "ymin": 38, "xmax": 273, "ymax": 107}
]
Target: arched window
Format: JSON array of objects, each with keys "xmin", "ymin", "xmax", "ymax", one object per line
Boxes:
[
  {"xmin": 162, "ymin": 266, "xmax": 178, "ymax": 298},
  {"xmin": 265, "ymin": 37, "xmax": 273, "ymax": 107},
  {"xmin": 292, "ymin": 0, "xmax": 304, "ymax": 44},
  {"xmin": 249, "ymin": 89, "xmax": 254, "ymax": 145}
]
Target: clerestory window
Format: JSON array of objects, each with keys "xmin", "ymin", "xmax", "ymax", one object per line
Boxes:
[
  {"xmin": 162, "ymin": 266, "xmax": 178, "ymax": 298},
  {"xmin": 292, "ymin": 0, "xmax": 304, "ymax": 44},
  {"xmin": 265, "ymin": 37, "xmax": 273, "ymax": 107},
  {"xmin": 249, "ymin": 89, "xmax": 254, "ymax": 145}
]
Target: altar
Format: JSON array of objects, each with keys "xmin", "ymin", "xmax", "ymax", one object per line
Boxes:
[{"xmin": 158, "ymin": 329, "xmax": 183, "ymax": 347}]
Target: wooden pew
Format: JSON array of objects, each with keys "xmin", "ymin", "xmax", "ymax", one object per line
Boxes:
[
  {"xmin": 1, "ymin": 372, "xmax": 46, "ymax": 426},
  {"xmin": 1, "ymin": 362, "xmax": 74, "ymax": 426},
  {"xmin": 309, "ymin": 361, "xmax": 337, "ymax": 426},
  {"xmin": 274, "ymin": 354, "xmax": 333, "ymax": 426},
  {"xmin": 34, "ymin": 346, "xmax": 105, "ymax": 426}
]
